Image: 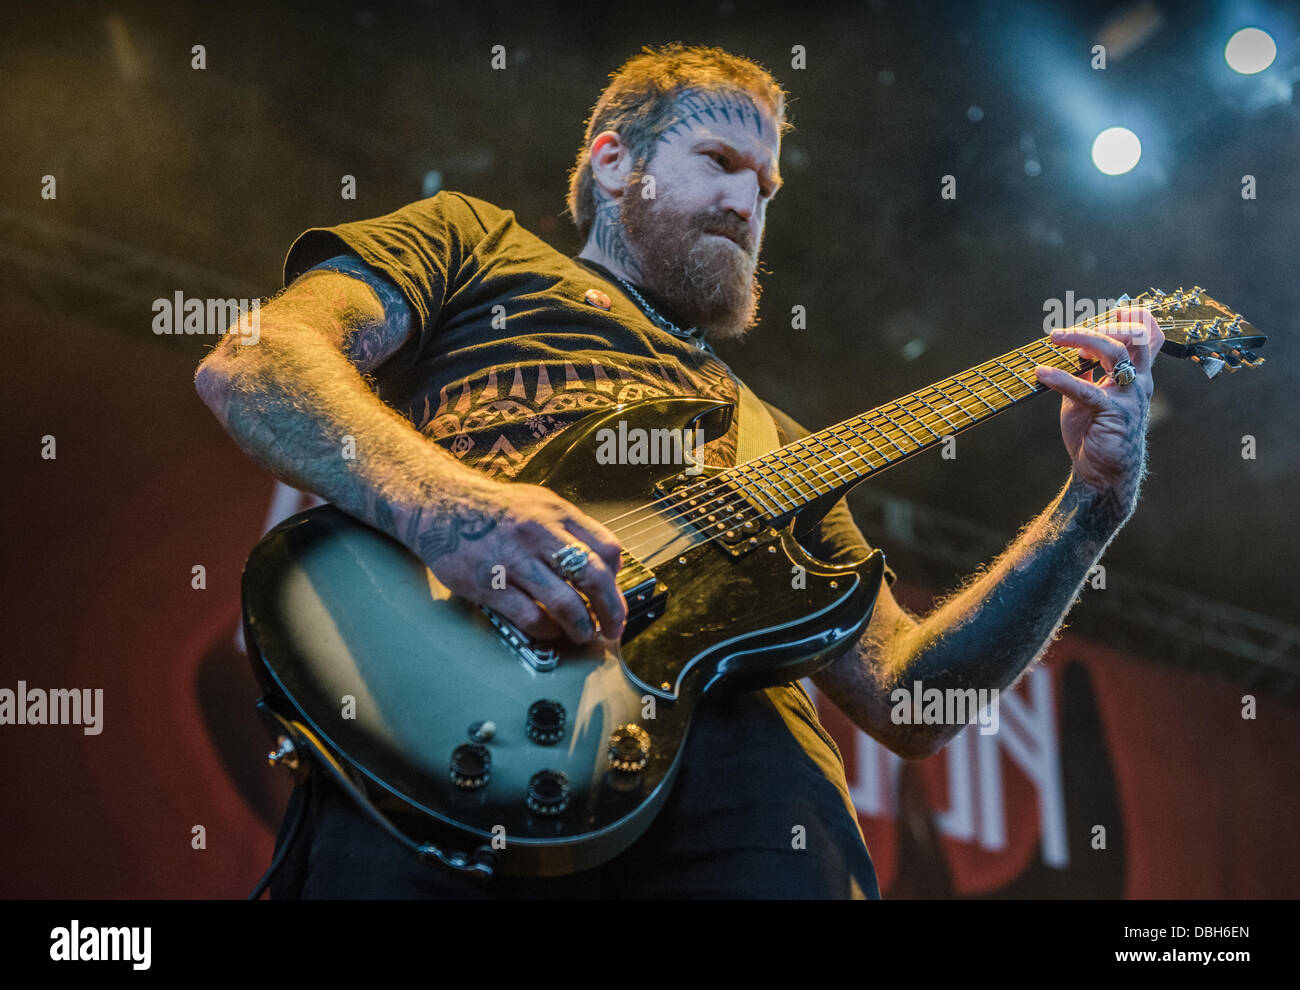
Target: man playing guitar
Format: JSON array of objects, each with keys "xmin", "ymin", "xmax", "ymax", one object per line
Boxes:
[{"xmin": 195, "ymin": 43, "xmax": 1160, "ymax": 898}]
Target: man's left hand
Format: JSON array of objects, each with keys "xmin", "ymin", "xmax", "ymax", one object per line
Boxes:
[{"xmin": 1034, "ymin": 306, "xmax": 1164, "ymax": 512}]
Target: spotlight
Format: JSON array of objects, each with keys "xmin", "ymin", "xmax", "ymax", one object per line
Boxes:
[
  {"xmin": 1224, "ymin": 27, "xmax": 1277, "ymax": 74},
  {"xmin": 1091, "ymin": 127, "xmax": 1142, "ymax": 175}
]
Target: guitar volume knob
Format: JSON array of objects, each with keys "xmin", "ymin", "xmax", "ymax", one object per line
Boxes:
[
  {"xmin": 449, "ymin": 743, "xmax": 491, "ymax": 790},
  {"xmin": 608, "ymin": 724, "xmax": 651, "ymax": 773},
  {"xmin": 526, "ymin": 699, "xmax": 566, "ymax": 745},
  {"xmin": 526, "ymin": 770, "xmax": 570, "ymax": 815}
]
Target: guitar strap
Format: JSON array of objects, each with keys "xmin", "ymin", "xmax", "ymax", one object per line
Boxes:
[{"xmin": 733, "ymin": 376, "xmax": 783, "ymax": 464}]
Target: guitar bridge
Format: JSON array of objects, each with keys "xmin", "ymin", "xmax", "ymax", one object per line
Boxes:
[{"xmin": 480, "ymin": 606, "xmax": 559, "ymax": 671}]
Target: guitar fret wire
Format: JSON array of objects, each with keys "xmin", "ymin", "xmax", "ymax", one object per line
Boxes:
[
  {"xmin": 743, "ymin": 457, "xmax": 789, "ymax": 506},
  {"xmin": 754, "ymin": 449, "xmax": 811, "ymax": 504},
  {"xmin": 897, "ymin": 400, "xmax": 945, "ymax": 439},
  {"xmin": 623, "ymin": 342, "xmax": 1085, "ymax": 554},
  {"xmin": 800, "ymin": 433, "xmax": 851, "ymax": 485},
  {"xmin": 619, "ymin": 341, "xmax": 1094, "ymax": 557},
  {"xmin": 762, "ymin": 449, "xmax": 819, "ymax": 503},
  {"xmin": 911, "ymin": 393, "xmax": 960, "ymax": 433},
  {"xmin": 629, "ymin": 362, "xmax": 1088, "ymax": 562},
  {"xmin": 609, "ymin": 313, "xmax": 1135, "ymax": 555},
  {"xmin": 879, "ymin": 406, "xmax": 925, "ymax": 444}
]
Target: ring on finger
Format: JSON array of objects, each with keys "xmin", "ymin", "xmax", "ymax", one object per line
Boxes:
[
  {"xmin": 1109, "ymin": 358, "xmax": 1137, "ymax": 387},
  {"xmin": 550, "ymin": 543, "xmax": 592, "ymax": 583}
]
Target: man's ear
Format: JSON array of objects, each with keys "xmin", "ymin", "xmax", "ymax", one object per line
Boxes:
[{"xmin": 588, "ymin": 130, "xmax": 634, "ymax": 199}]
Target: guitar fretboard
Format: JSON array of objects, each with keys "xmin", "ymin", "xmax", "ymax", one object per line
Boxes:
[{"xmin": 726, "ymin": 336, "xmax": 1099, "ymax": 522}]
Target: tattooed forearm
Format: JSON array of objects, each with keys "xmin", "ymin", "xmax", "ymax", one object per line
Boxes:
[
  {"xmin": 851, "ymin": 470, "xmax": 1139, "ymax": 756},
  {"xmin": 195, "ymin": 278, "xmax": 491, "ymax": 558},
  {"xmin": 224, "ymin": 387, "xmax": 370, "ymax": 515}
]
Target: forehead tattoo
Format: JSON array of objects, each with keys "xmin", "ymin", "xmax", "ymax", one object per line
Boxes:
[{"xmin": 658, "ymin": 89, "xmax": 768, "ymax": 144}]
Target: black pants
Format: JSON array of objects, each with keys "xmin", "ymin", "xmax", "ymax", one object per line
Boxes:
[{"xmin": 269, "ymin": 686, "xmax": 882, "ymax": 899}]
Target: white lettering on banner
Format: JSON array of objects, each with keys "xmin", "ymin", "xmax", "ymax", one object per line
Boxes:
[
  {"xmin": 938, "ymin": 728, "xmax": 977, "ymax": 841},
  {"xmin": 846, "ymin": 720, "xmax": 899, "ymax": 818},
  {"xmin": 831, "ymin": 665, "xmax": 1068, "ymax": 868}
]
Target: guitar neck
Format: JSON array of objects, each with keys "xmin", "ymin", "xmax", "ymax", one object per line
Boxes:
[{"xmin": 727, "ymin": 336, "xmax": 1097, "ymax": 523}]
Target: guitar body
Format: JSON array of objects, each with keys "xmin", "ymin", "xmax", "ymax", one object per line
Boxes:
[{"xmin": 243, "ymin": 396, "xmax": 885, "ymax": 876}]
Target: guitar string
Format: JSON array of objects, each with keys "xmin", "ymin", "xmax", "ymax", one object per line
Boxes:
[
  {"xmin": 602, "ymin": 309, "xmax": 1157, "ymax": 555},
  {"xmin": 601, "ymin": 305, "xmax": 1236, "ymax": 561},
  {"xmin": 597, "ymin": 301, "xmax": 1186, "ymax": 539},
  {"xmin": 601, "ymin": 333, "xmax": 1073, "ymax": 541},
  {"xmin": 608, "ymin": 320, "xmax": 1143, "ymax": 560},
  {"xmin": 621, "ymin": 342, "xmax": 1092, "ymax": 563},
  {"xmin": 608, "ymin": 303, "xmax": 1246, "ymax": 552}
]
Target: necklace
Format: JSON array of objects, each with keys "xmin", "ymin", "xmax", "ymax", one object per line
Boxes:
[{"xmin": 611, "ymin": 275, "xmax": 712, "ymax": 353}]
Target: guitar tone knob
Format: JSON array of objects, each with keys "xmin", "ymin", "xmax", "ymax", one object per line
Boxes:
[
  {"xmin": 608, "ymin": 724, "xmax": 652, "ymax": 773},
  {"xmin": 449, "ymin": 743, "xmax": 492, "ymax": 790},
  {"xmin": 526, "ymin": 699, "xmax": 566, "ymax": 745},
  {"xmin": 526, "ymin": 770, "xmax": 570, "ymax": 815}
]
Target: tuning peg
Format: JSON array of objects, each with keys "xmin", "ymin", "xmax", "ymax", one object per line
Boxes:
[
  {"xmin": 1186, "ymin": 321, "xmax": 1204, "ymax": 341},
  {"xmin": 1222, "ymin": 352, "xmax": 1242, "ymax": 371},
  {"xmin": 1191, "ymin": 353, "xmax": 1226, "ymax": 379},
  {"xmin": 1240, "ymin": 350, "xmax": 1266, "ymax": 368},
  {"xmin": 1228, "ymin": 315, "xmax": 1243, "ymax": 331},
  {"xmin": 1206, "ymin": 317, "xmax": 1224, "ymax": 336}
]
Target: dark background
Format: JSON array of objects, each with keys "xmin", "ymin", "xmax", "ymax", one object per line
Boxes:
[
  {"xmin": 1, "ymin": 0, "xmax": 1296, "ymax": 899},
  {"xmin": 3, "ymin": 0, "xmax": 1294, "ymax": 614}
]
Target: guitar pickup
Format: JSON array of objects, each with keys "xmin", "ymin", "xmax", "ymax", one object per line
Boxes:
[{"xmin": 618, "ymin": 551, "xmax": 667, "ymax": 638}]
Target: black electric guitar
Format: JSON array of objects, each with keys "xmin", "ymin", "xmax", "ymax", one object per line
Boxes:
[{"xmin": 241, "ymin": 287, "xmax": 1266, "ymax": 877}]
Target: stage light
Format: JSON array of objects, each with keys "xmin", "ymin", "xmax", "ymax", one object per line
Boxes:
[
  {"xmin": 1091, "ymin": 127, "xmax": 1142, "ymax": 175},
  {"xmin": 1224, "ymin": 27, "xmax": 1277, "ymax": 74}
]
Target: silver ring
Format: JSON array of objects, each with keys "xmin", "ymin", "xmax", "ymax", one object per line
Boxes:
[
  {"xmin": 1110, "ymin": 359, "xmax": 1137, "ymax": 387},
  {"xmin": 550, "ymin": 543, "xmax": 591, "ymax": 583}
]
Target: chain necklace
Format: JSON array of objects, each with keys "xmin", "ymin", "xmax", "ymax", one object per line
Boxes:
[{"xmin": 612, "ymin": 275, "xmax": 712, "ymax": 353}]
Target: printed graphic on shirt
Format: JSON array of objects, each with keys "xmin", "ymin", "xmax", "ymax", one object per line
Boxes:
[{"xmin": 410, "ymin": 356, "xmax": 739, "ymax": 480}]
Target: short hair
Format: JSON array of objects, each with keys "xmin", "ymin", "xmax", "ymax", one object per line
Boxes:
[{"xmin": 565, "ymin": 43, "xmax": 792, "ymax": 242}]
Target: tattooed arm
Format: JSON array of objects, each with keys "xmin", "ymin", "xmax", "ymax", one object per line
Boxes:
[
  {"xmin": 814, "ymin": 309, "xmax": 1164, "ymax": 758},
  {"xmin": 194, "ymin": 261, "xmax": 626, "ymax": 644},
  {"xmin": 814, "ymin": 475, "xmax": 1136, "ymax": 759}
]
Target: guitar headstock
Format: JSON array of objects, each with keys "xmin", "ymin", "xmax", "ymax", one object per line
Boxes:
[{"xmin": 1133, "ymin": 286, "xmax": 1268, "ymax": 379}]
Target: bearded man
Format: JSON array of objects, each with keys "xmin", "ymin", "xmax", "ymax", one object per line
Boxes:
[{"xmin": 195, "ymin": 43, "xmax": 1159, "ymax": 899}]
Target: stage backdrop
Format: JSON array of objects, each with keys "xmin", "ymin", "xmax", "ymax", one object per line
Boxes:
[{"xmin": 2, "ymin": 298, "xmax": 1296, "ymax": 898}]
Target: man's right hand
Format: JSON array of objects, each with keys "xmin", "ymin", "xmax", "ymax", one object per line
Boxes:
[{"xmin": 396, "ymin": 475, "xmax": 627, "ymax": 645}]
